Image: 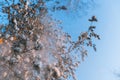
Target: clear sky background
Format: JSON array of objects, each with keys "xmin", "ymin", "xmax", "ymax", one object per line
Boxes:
[
  {"xmin": 55, "ymin": 0, "xmax": 120, "ymax": 80},
  {"xmin": 77, "ymin": 0, "xmax": 120, "ymax": 80}
]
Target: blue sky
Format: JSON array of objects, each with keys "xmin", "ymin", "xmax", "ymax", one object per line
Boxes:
[
  {"xmin": 79, "ymin": 0, "xmax": 120, "ymax": 80},
  {"xmin": 55, "ymin": 0, "xmax": 120, "ymax": 80},
  {"xmin": 74, "ymin": 0, "xmax": 120, "ymax": 80}
]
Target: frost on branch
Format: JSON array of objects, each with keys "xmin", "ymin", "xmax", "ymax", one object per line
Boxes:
[{"xmin": 0, "ymin": 0, "xmax": 99, "ymax": 80}]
